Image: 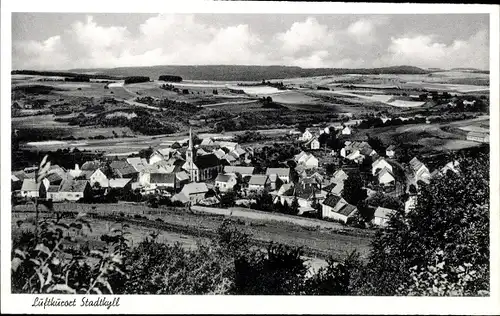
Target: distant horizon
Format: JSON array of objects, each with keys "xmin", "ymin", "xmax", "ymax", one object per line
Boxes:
[{"xmin": 12, "ymin": 64, "xmax": 490, "ymax": 73}]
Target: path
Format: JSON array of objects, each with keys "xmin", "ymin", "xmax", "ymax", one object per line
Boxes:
[{"xmin": 191, "ymin": 205, "xmax": 347, "ymax": 231}]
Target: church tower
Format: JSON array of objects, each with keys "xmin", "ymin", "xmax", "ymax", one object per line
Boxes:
[{"xmin": 185, "ymin": 127, "xmax": 197, "ymax": 181}]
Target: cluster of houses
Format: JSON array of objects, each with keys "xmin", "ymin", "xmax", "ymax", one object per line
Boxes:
[{"xmin": 12, "ymin": 122, "xmax": 464, "ymax": 228}]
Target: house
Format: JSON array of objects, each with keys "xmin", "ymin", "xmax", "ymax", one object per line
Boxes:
[
  {"xmin": 45, "ymin": 172, "xmax": 64, "ymax": 186},
  {"xmin": 148, "ymin": 173, "xmax": 176, "ymax": 192},
  {"xmin": 11, "ymin": 174, "xmax": 23, "ymax": 191},
  {"xmin": 346, "ymin": 150, "xmax": 364, "ymax": 164},
  {"xmin": 333, "ymin": 169, "xmax": 349, "ymax": 182},
  {"xmin": 299, "ymin": 129, "xmax": 314, "ymax": 142},
  {"xmin": 296, "ymin": 152, "xmax": 319, "ymax": 168},
  {"xmin": 223, "ymin": 166, "xmax": 255, "ymax": 178},
  {"xmin": 373, "ymin": 207, "xmax": 397, "ymax": 227},
  {"xmin": 466, "ymin": 131, "xmax": 489, "ymax": 143},
  {"xmin": 410, "ymin": 157, "xmax": 431, "ymax": 184},
  {"xmin": 405, "ymin": 195, "xmax": 417, "ymax": 213},
  {"xmin": 321, "ymin": 195, "xmax": 358, "ymax": 223},
  {"xmin": 183, "ymin": 128, "xmax": 223, "ymax": 182},
  {"xmin": 341, "ymin": 126, "xmax": 352, "ymax": 135},
  {"xmin": 176, "ymin": 182, "xmax": 209, "ymax": 203},
  {"xmin": 212, "ymin": 148, "xmax": 226, "ymax": 159},
  {"xmin": 108, "ymin": 178, "xmax": 133, "ymax": 194},
  {"xmin": 306, "ymin": 137, "xmax": 320, "ymax": 150},
  {"xmin": 248, "ymin": 175, "xmax": 271, "ymax": 191},
  {"xmin": 68, "ymin": 164, "xmax": 83, "ymax": 178},
  {"xmin": 293, "ymin": 184, "xmax": 326, "ymax": 213},
  {"xmin": 127, "ymin": 157, "xmax": 149, "ymax": 171},
  {"xmin": 200, "ymin": 138, "xmax": 215, "ymax": 146},
  {"xmin": 266, "ymin": 174, "xmax": 284, "ymax": 191},
  {"xmin": 80, "ymin": 169, "xmax": 109, "ymax": 188},
  {"xmin": 341, "ymin": 141, "xmax": 372, "ymax": 159},
  {"xmin": 441, "ymin": 160, "xmax": 460, "ymax": 175},
  {"xmin": 372, "ymin": 157, "xmax": 393, "ymax": 176},
  {"xmin": 81, "ymin": 160, "xmax": 103, "ymax": 171},
  {"xmin": 20, "ymin": 178, "xmax": 49, "ymax": 198},
  {"xmin": 376, "ymin": 168, "xmax": 395, "ymax": 186},
  {"xmin": 175, "ymin": 171, "xmax": 190, "ymax": 189},
  {"xmin": 386, "ymin": 145, "xmax": 396, "ymax": 158},
  {"xmin": 110, "ymin": 160, "xmax": 139, "ymax": 179},
  {"xmin": 218, "ymin": 141, "xmax": 240, "ymax": 152},
  {"xmin": 266, "ymin": 168, "xmax": 291, "ymax": 183},
  {"xmin": 215, "ymin": 173, "xmax": 238, "ymax": 192},
  {"xmin": 323, "ymin": 179, "xmax": 344, "ymax": 196},
  {"xmin": 57, "ymin": 179, "xmax": 91, "ymax": 202},
  {"xmin": 46, "ymin": 185, "xmax": 61, "ymax": 201}
]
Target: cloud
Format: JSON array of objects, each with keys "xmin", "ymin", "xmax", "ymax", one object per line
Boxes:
[
  {"xmin": 13, "ymin": 35, "xmax": 69, "ymax": 69},
  {"xmin": 378, "ymin": 29, "xmax": 489, "ymax": 69},
  {"xmin": 277, "ymin": 17, "xmax": 335, "ymax": 53},
  {"xmin": 11, "ymin": 14, "xmax": 490, "ymax": 70}
]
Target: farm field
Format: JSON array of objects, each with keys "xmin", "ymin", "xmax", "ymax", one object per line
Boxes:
[{"xmin": 12, "ymin": 202, "xmax": 374, "ymax": 261}]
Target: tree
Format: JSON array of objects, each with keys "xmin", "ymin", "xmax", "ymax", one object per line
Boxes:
[
  {"xmin": 342, "ymin": 171, "xmax": 367, "ymax": 206},
  {"xmin": 290, "ymin": 196, "xmax": 300, "ymax": 215},
  {"xmin": 220, "ymin": 191, "xmax": 237, "ymax": 208},
  {"xmin": 360, "ymin": 154, "xmax": 489, "ymax": 296}
]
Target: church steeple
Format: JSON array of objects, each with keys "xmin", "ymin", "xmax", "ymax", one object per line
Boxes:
[{"xmin": 185, "ymin": 127, "xmax": 197, "ymax": 181}]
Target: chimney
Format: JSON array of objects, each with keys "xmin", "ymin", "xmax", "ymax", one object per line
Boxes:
[{"xmin": 75, "ymin": 164, "xmax": 80, "ymax": 171}]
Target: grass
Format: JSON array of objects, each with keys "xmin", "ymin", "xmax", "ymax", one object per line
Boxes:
[{"xmin": 12, "ymin": 202, "xmax": 374, "ymax": 261}]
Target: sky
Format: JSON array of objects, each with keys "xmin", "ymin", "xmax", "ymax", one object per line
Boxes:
[{"xmin": 12, "ymin": 13, "xmax": 490, "ymax": 70}]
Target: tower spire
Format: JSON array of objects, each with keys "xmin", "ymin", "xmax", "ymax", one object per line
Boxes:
[{"xmin": 189, "ymin": 127, "xmax": 193, "ymax": 150}]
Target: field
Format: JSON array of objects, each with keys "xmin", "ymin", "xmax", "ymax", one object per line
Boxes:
[{"xmin": 12, "ymin": 202, "xmax": 374, "ymax": 264}]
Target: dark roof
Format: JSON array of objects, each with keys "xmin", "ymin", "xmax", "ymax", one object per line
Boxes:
[
  {"xmin": 46, "ymin": 172, "xmax": 63, "ymax": 183},
  {"xmin": 59, "ymin": 180, "xmax": 89, "ymax": 193},
  {"xmin": 195, "ymin": 154, "xmax": 220, "ymax": 169},
  {"xmin": 47, "ymin": 185, "xmax": 60, "ymax": 192},
  {"xmin": 216, "ymin": 173, "xmax": 234, "ymax": 183},
  {"xmin": 150, "ymin": 173, "xmax": 176, "ymax": 184},
  {"xmin": 322, "ymin": 194, "xmax": 343, "ymax": 208},
  {"xmin": 294, "ymin": 185, "xmax": 318, "ymax": 200},
  {"xmin": 110, "ymin": 160, "xmax": 137, "ymax": 175},
  {"xmin": 81, "ymin": 160, "xmax": 103, "ymax": 171},
  {"xmin": 338, "ymin": 204, "xmax": 357, "ymax": 216}
]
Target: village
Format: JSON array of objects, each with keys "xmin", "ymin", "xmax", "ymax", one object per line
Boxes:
[{"xmin": 11, "ymin": 116, "xmax": 471, "ymax": 229}]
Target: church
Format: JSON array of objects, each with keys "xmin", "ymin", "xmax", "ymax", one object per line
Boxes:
[{"xmin": 182, "ymin": 128, "xmax": 223, "ymax": 182}]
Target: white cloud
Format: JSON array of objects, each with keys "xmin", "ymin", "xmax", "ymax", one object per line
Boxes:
[
  {"xmin": 13, "ymin": 35, "xmax": 69, "ymax": 69},
  {"xmin": 277, "ymin": 17, "xmax": 335, "ymax": 53},
  {"xmin": 379, "ymin": 29, "xmax": 489, "ymax": 69},
  {"xmin": 11, "ymin": 15, "xmax": 490, "ymax": 71}
]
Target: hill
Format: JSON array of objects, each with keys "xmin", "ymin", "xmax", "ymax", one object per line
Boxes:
[{"xmin": 68, "ymin": 65, "xmax": 429, "ymax": 81}]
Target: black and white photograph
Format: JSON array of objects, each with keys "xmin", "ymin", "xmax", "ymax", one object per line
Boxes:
[{"xmin": 1, "ymin": 1, "xmax": 499, "ymax": 314}]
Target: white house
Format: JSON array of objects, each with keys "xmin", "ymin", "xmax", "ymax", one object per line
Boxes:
[
  {"xmin": 410, "ymin": 157, "xmax": 431, "ymax": 184},
  {"xmin": 148, "ymin": 173, "xmax": 176, "ymax": 191},
  {"xmin": 332, "ymin": 169, "xmax": 349, "ymax": 182},
  {"xmin": 372, "ymin": 158, "xmax": 393, "ymax": 176},
  {"xmin": 215, "ymin": 173, "xmax": 238, "ymax": 192},
  {"xmin": 300, "ymin": 129, "xmax": 314, "ymax": 142},
  {"xmin": 386, "ymin": 145, "xmax": 396, "ymax": 158},
  {"xmin": 20, "ymin": 178, "xmax": 49, "ymax": 198},
  {"xmin": 377, "ymin": 168, "xmax": 395, "ymax": 186},
  {"xmin": 341, "ymin": 126, "xmax": 352, "ymax": 135},
  {"xmin": 266, "ymin": 168, "xmax": 291, "ymax": 183},
  {"xmin": 57, "ymin": 179, "xmax": 91, "ymax": 202},
  {"xmin": 441, "ymin": 160, "xmax": 460, "ymax": 175},
  {"xmin": 373, "ymin": 207, "xmax": 397, "ymax": 227},
  {"xmin": 321, "ymin": 195, "xmax": 357, "ymax": 223},
  {"xmin": 175, "ymin": 182, "xmax": 209, "ymax": 203},
  {"xmin": 405, "ymin": 195, "xmax": 417, "ymax": 213},
  {"xmin": 223, "ymin": 166, "xmax": 255, "ymax": 178},
  {"xmin": 81, "ymin": 169, "xmax": 109, "ymax": 188},
  {"xmin": 248, "ymin": 175, "xmax": 271, "ymax": 191},
  {"xmin": 296, "ymin": 152, "xmax": 319, "ymax": 169},
  {"xmin": 309, "ymin": 138, "xmax": 320, "ymax": 150}
]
